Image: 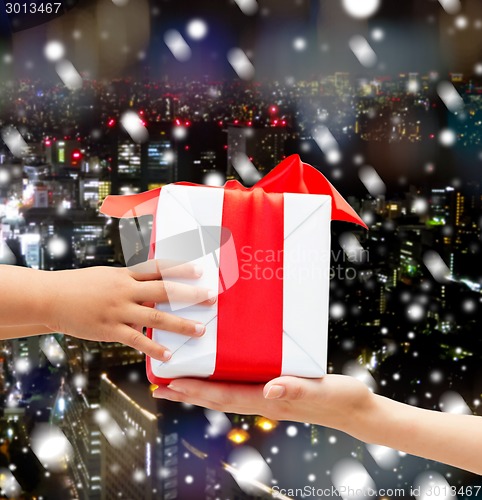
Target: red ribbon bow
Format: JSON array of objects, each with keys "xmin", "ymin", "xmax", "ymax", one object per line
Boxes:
[{"xmin": 100, "ymin": 154, "xmax": 367, "ymax": 229}]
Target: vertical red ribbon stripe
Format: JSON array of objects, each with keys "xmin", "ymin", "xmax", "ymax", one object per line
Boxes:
[{"xmin": 212, "ymin": 188, "xmax": 284, "ymax": 382}]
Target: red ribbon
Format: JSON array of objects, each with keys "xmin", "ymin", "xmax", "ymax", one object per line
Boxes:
[
  {"xmin": 100, "ymin": 154, "xmax": 366, "ymax": 384},
  {"xmin": 100, "ymin": 154, "xmax": 367, "ymax": 229},
  {"xmin": 214, "ymin": 188, "xmax": 284, "ymax": 381}
]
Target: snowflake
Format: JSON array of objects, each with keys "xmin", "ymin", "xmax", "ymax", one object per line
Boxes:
[
  {"xmin": 44, "ymin": 41, "xmax": 65, "ymax": 62},
  {"xmin": 349, "ymin": 35, "xmax": 377, "ymax": 68},
  {"xmin": 187, "ymin": 19, "xmax": 208, "ymax": 40},
  {"xmin": 227, "ymin": 48, "xmax": 255, "ymax": 80},
  {"xmin": 342, "ymin": 0, "xmax": 380, "ymax": 19}
]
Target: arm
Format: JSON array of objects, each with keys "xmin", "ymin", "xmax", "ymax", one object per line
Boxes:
[
  {"xmin": 0, "ymin": 265, "xmax": 54, "ymax": 327},
  {"xmin": 349, "ymin": 392, "xmax": 482, "ymax": 475},
  {"xmin": 153, "ymin": 375, "xmax": 482, "ymax": 475},
  {"xmin": 0, "ymin": 325, "xmax": 54, "ymax": 339},
  {"xmin": 0, "ymin": 262, "xmax": 216, "ymax": 359}
]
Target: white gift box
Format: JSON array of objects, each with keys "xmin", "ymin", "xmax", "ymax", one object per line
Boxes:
[
  {"xmin": 99, "ymin": 154, "xmax": 367, "ymax": 384},
  {"xmin": 148, "ymin": 184, "xmax": 332, "ymax": 382}
]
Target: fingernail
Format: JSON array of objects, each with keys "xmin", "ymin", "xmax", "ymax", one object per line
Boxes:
[
  {"xmin": 194, "ymin": 265, "xmax": 203, "ymax": 277},
  {"xmin": 194, "ymin": 323, "xmax": 206, "ymax": 335},
  {"xmin": 162, "ymin": 350, "xmax": 172, "ymax": 362},
  {"xmin": 264, "ymin": 385, "xmax": 285, "ymax": 399},
  {"xmin": 207, "ymin": 290, "xmax": 217, "ymax": 303},
  {"xmin": 167, "ymin": 383, "xmax": 186, "ymax": 394}
]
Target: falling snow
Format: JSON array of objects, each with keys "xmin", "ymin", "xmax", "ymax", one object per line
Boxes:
[
  {"xmin": 358, "ymin": 165, "xmax": 386, "ymax": 196},
  {"xmin": 313, "ymin": 126, "xmax": 342, "ymax": 164},
  {"xmin": 164, "ymin": 30, "xmax": 192, "ymax": 62},
  {"xmin": 231, "ymin": 152, "xmax": 261, "ymax": 184},
  {"xmin": 121, "ymin": 110, "xmax": 149, "ymax": 143},
  {"xmin": 349, "ymin": 36, "xmax": 378, "ymax": 68},
  {"xmin": 44, "ymin": 41, "xmax": 65, "ymax": 62},
  {"xmin": 439, "ymin": 391, "xmax": 471, "ymax": 415},
  {"xmin": 439, "ymin": 128, "xmax": 457, "ymax": 147},
  {"xmin": 186, "ymin": 19, "xmax": 208, "ymax": 40},
  {"xmin": 438, "ymin": 0, "xmax": 461, "ymax": 14},
  {"xmin": 227, "ymin": 48, "xmax": 255, "ymax": 80},
  {"xmin": 342, "ymin": 0, "xmax": 380, "ymax": 19},
  {"xmin": 30, "ymin": 424, "xmax": 73, "ymax": 472},
  {"xmin": 293, "ymin": 37, "xmax": 307, "ymax": 52},
  {"xmin": 227, "ymin": 447, "xmax": 272, "ymax": 495},
  {"xmin": 437, "ymin": 81, "xmax": 464, "ymax": 113},
  {"xmin": 371, "ymin": 28, "xmax": 384, "ymax": 42},
  {"xmin": 332, "ymin": 459, "xmax": 376, "ymax": 500},
  {"xmin": 1, "ymin": 126, "xmax": 28, "ymax": 158},
  {"xmin": 234, "ymin": 0, "xmax": 258, "ymax": 16},
  {"xmin": 56, "ymin": 60, "xmax": 83, "ymax": 91}
]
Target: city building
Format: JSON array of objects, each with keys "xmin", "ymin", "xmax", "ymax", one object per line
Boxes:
[
  {"xmin": 62, "ymin": 338, "xmax": 145, "ymax": 499},
  {"xmin": 45, "ymin": 140, "xmax": 84, "ymax": 170},
  {"xmin": 62, "ymin": 383, "xmax": 102, "ymax": 500},
  {"xmin": 144, "ymin": 134, "xmax": 175, "ymax": 188},
  {"xmin": 99, "ymin": 368, "xmax": 175, "ymax": 500},
  {"xmin": 398, "ymin": 230, "xmax": 423, "ymax": 282},
  {"xmin": 117, "ymin": 141, "xmax": 142, "ymax": 195},
  {"xmin": 227, "ymin": 125, "xmax": 287, "ymax": 177},
  {"xmin": 11, "ymin": 336, "xmax": 41, "ymax": 370}
]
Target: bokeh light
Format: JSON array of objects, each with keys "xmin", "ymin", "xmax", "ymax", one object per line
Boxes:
[
  {"xmin": 187, "ymin": 19, "xmax": 208, "ymax": 40},
  {"xmin": 342, "ymin": 0, "xmax": 380, "ymax": 18},
  {"xmin": 44, "ymin": 40, "xmax": 65, "ymax": 61}
]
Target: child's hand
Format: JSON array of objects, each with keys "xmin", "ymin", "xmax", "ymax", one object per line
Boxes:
[
  {"xmin": 152, "ymin": 374, "xmax": 374, "ymax": 433},
  {"xmin": 42, "ymin": 260, "xmax": 216, "ymax": 361}
]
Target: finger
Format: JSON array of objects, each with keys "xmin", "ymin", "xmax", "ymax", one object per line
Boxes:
[
  {"xmin": 152, "ymin": 386, "xmax": 209, "ymax": 405},
  {"xmin": 134, "ymin": 307, "xmax": 207, "ymax": 336},
  {"xmin": 263, "ymin": 376, "xmax": 323, "ymax": 400},
  {"xmin": 152, "ymin": 386, "xmax": 259, "ymax": 414},
  {"xmin": 129, "ymin": 259, "xmax": 202, "ymax": 281},
  {"xmin": 116, "ymin": 326, "xmax": 172, "ymax": 362},
  {"xmin": 136, "ymin": 281, "xmax": 217, "ymax": 306},
  {"xmin": 152, "ymin": 387, "xmax": 223, "ymax": 409},
  {"xmin": 163, "ymin": 378, "xmax": 265, "ymax": 406}
]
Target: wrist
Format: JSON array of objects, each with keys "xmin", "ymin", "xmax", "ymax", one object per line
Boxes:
[
  {"xmin": 34, "ymin": 270, "xmax": 62, "ymax": 328},
  {"xmin": 0, "ymin": 265, "xmax": 62, "ymax": 328},
  {"xmin": 344, "ymin": 393, "xmax": 417, "ymax": 446},
  {"xmin": 337, "ymin": 390, "xmax": 381, "ymax": 440}
]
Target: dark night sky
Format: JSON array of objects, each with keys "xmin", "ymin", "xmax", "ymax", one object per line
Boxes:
[
  {"xmin": 4, "ymin": 0, "xmax": 482, "ymax": 81},
  {"xmin": 147, "ymin": 0, "xmax": 441, "ymax": 80}
]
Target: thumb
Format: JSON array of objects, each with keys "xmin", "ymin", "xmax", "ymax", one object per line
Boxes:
[{"xmin": 263, "ymin": 376, "xmax": 322, "ymax": 401}]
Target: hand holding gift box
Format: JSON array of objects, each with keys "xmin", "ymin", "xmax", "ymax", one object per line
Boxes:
[
  {"xmin": 101, "ymin": 154, "xmax": 366, "ymax": 384},
  {"xmin": 0, "ymin": 260, "xmax": 210, "ymax": 360}
]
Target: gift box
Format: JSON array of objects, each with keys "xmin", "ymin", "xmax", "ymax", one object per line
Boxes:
[{"xmin": 100, "ymin": 155, "xmax": 366, "ymax": 384}]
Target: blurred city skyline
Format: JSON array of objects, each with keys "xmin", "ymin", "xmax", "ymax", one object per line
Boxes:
[{"xmin": 2, "ymin": 71, "xmax": 482, "ymax": 189}]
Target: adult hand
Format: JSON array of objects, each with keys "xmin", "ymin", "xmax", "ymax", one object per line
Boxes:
[{"xmin": 153, "ymin": 374, "xmax": 374, "ymax": 433}]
